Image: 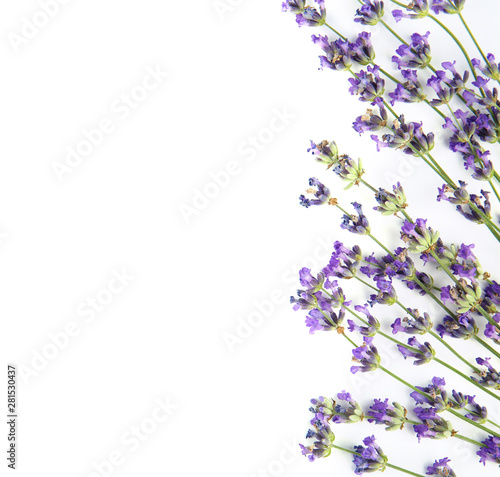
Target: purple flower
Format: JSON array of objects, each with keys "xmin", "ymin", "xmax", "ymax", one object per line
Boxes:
[
  {"xmin": 331, "ymin": 391, "xmax": 364, "ymax": 423},
  {"xmin": 351, "ymin": 337, "xmax": 380, "ymax": 373},
  {"xmin": 353, "ymin": 101, "xmax": 388, "ymax": 134},
  {"xmin": 464, "ymin": 395, "xmax": 488, "ymax": 424},
  {"xmin": 300, "ymin": 423, "xmax": 335, "ymax": 462},
  {"xmin": 305, "ymin": 308, "xmax": 345, "ymax": 333},
  {"xmin": 392, "ymin": 0, "xmax": 429, "ymax": 22},
  {"xmin": 299, "ymin": 268, "xmax": 325, "ymax": 292},
  {"xmin": 367, "ymin": 399, "xmax": 408, "ymax": 431},
  {"xmin": 473, "ymin": 357, "xmax": 500, "ymax": 389},
  {"xmin": 389, "ymin": 69, "xmax": 426, "ymax": 105},
  {"xmin": 391, "ymin": 309, "xmax": 432, "ymax": 335},
  {"xmin": 323, "ymin": 242, "xmax": 362, "ymax": 279},
  {"xmin": 398, "ymin": 337, "xmax": 435, "ymax": 365},
  {"xmin": 410, "ymin": 377, "xmax": 448, "ymax": 408},
  {"xmin": 413, "ymin": 408, "xmax": 454, "ymax": 441},
  {"xmin": 340, "ymin": 202, "xmax": 371, "ymax": 235},
  {"xmin": 348, "ymin": 305, "xmax": 380, "ymax": 336},
  {"xmin": 355, "ymin": 1, "xmax": 384, "ymax": 25},
  {"xmin": 308, "ymin": 140, "xmax": 339, "ymax": 167},
  {"xmin": 312, "ymin": 34, "xmax": 352, "ymax": 71},
  {"xmin": 477, "ymin": 435, "xmax": 500, "ymax": 465},
  {"xmin": 374, "ymin": 182, "xmax": 407, "ymax": 215},
  {"xmin": 348, "ymin": 32, "xmax": 375, "ymax": 66},
  {"xmin": 296, "ymin": 1, "xmax": 326, "ymax": 27},
  {"xmin": 436, "ymin": 312, "xmax": 477, "ymax": 339},
  {"xmin": 348, "ymin": 65, "xmax": 385, "ymax": 103},
  {"xmin": 299, "ymin": 177, "xmax": 331, "ymax": 207},
  {"xmin": 392, "ymin": 32, "xmax": 432, "ymax": 69},
  {"xmin": 485, "ymin": 314, "xmax": 500, "ymax": 343},
  {"xmin": 282, "ymin": 0, "xmax": 306, "ymax": 13},
  {"xmin": 426, "ymin": 457, "xmax": 457, "ymax": 477},
  {"xmin": 400, "ymin": 218, "xmax": 440, "ymax": 254},
  {"xmin": 472, "ymin": 54, "xmax": 500, "ymax": 82},
  {"xmin": 352, "ymin": 436, "xmax": 388, "ymax": 474}
]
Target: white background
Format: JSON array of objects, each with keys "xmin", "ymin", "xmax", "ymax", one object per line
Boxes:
[{"xmin": 1, "ymin": 1, "xmax": 500, "ymax": 476}]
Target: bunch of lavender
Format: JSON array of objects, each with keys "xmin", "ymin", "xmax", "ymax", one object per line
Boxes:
[{"xmin": 283, "ymin": 0, "xmax": 500, "ymax": 474}]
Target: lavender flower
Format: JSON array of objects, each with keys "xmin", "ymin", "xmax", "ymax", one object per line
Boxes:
[
  {"xmin": 372, "ymin": 115, "xmax": 435, "ymax": 155},
  {"xmin": 305, "ymin": 308, "xmax": 345, "ymax": 333},
  {"xmin": 472, "ymin": 54, "xmax": 500, "ymax": 82},
  {"xmin": 389, "ymin": 69, "xmax": 426, "ymax": 105},
  {"xmin": 348, "ymin": 32, "xmax": 376, "ymax": 66},
  {"xmin": 473, "ymin": 357, "xmax": 500, "ymax": 390},
  {"xmin": 340, "ymin": 202, "xmax": 371, "ymax": 235},
  {"xmin": 464, "ymin": 395, "xmax": 488, "ymax": 424},
  {"xmin": 392, "ymin": 1, "xmax": 429, "ymax": 22},
  {"xmin": 300, "ymin": 177, "xmax": 331, "ymax": 207},
  {"xmin": 348, "ymin": 65, "xmax": 385, "ymax": 103},
  {"xmin": 355, "ymin": 0, "xmax": 384, "ymax": 26},
  {"xmin": 331, "ymin": 391, "xmax": 364, "ymax": 423},
  {"xmin": 309, "ymin": 396, "xmax": 336, "ymax": 422},
  {"xmin": 352, "ymin": 436, "xmax": 388, "ymax": 474},
  {"xmin": 353, "ymin": 101, "xmax": 388, "ymax": 134},
  {"xmin": 426, "ymin": 457, "xmax": 457, "ymax": 477},
  {"xmin": 413, "ymin": 407, "xmax": 455, "ymax": 441},
  {"xmin": 392, "ymin": 32, "xmax": 432, "ymax": 69},
  {"xmin": 436, "ymin": 312, "xmax": 478, "ymax": 339},
  {"xmin": 323, "ymin": 242, "xmax": 362, "ymax": 279},
  {"xmin": 300, "ymin": 422, "xmax": 335, "ymax": 462},
  {"xmin": 484, "ymin": 314, "xmax": 500, "ymax": 344},
  {"xmin": 400, "ymin": 219, "xmax": 440, "ymax": 254},
  {"xmin": 477, "ymin": 435, "xmax": 500, "ymax": 465},
  {"xmin": 308, "ymin": 140, "xmax": 339, "ymax": 167},
  {"xmin": 312, "ymin": 34, "xmax": 352, "ymax": 71},
  {"xmin": 410, "ymin": 377, "xmax": 449, "ymax": 409},
  {"xmin": 391, "ymin": 309, "xmax": 432, "ymax": 335},
  {"xmin": 366, "ymin": 399, "xmax": 408, "ymax": 431},
  {"xmin": 351, "ymin": 337, "xmax": 381, "ymax": 373},
  {"xmin": 398, "ymin": 337, "xmax": 435, "ymax": 365},
  {"xmin": 348, "ymin": 304, "xmax": 380, "ymax": 337},
  {"xmin": 295, "ymin": 1, "xmax": 326, "ymax": 27},
  {"xmin": 282, "ymin": 0, "xmax": 306, "ymax": 13},
  {"xmin": 374, "ymin": 182, "xmax": 408, "ymax": 215},
  {"xmin": 333, "ymin": 156, "xmax": 365, "ymax": 190}
]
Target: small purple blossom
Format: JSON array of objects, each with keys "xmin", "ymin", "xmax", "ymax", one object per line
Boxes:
[
  {"xmin": 398, "ymin": 337, "xmax": 435, "ymax": 365},
  {"xmin": 367, "ymin": 399, "xmax": 408, "ymax": 431},
  {"xmin": 392, "ymin": 1, "xmax": 429, "ymax": 22},
  {"xmin": 312, "ymin": 34, "xmax": 352, "ymax": 71},
  {"xmin": 351, "ymin": 337, "xmax": 380, "ymax": 373},
  {"xmin": 473, "ymin": 357, "xmax": 500, "ymax": 390},
  {"xmin": 355, "ymin": 1, "xmax": 384, "ymax": 26},
  {"xmin": 426, "ymin": 457, "xmax": 457, "ymax": 477},
  {"xmin": 295, "ymin": 1, "xmax": 326, "ymax": 27},
  {"xmin": 477, "ymin": 435, "xmax": 500, "ymax": 465},
  {"xmin": 348, "ymin": 32, "xmax": 376, "ymax": 66},
  {"xmin": 348, "ymin": 65, "xmax": 385, "ymax": 103},
  {"xmin": 392, "ymin": 32, "xmax": 432, "ymax": 69},
  {"xmin": 299, "ymin": 177, "xmax": 331, "ymax": 208},
  {"xmin": 391, "ymin": 309, "xmax": 432, "ymax": 335},
  {"xmin": 340, "ymin": 202, "xmax": 371, "ymax": 235},
  {"xmin": 352, "ymin": 436, "xmax": 388, "ymax": 475}
]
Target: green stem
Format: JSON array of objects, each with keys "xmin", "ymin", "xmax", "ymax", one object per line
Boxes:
[
  {"xmin": 474, "ymin": 335, "xmax": 500, "ymax": 360},
  {"xmin": 324, "ymin": 22, "xmax": 345, "ymax": 40},
  {"xmin": 457, "ymin": 12, "xmax": 491, "ymax": 70}
]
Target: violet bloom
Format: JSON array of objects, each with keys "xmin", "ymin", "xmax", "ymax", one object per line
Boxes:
[
  {"xmin": 389, "ymin": 69, "xmax": 426, "ymax": 105},
  {"xmin": 305, "ymin": 308, "xmax": 345, "ymax": 333},
  {"xmin": 473, "ymin": 357, "xmax": 500, "ymax": 389},
  {"xmin": 355, "ymin": 0, "xmax": 384, "ymax": 25},
  {"xmin": 456, "ymin": 189, "xmax": 491, "ymax": 224},
  {"xmin": 367, "ymin": 399, "xmax": 408, "ymax": 431},
  {"xmin": 477, "ymin": 435, "xmax": 500, "ymax": 465},
  {"xmin": 391, "ymin": 309, "xmax": 432, "ymax": 335},
  {"xmin": 392, "ymin": 0, "xmax": 429, "ymax": 22},
  {"xmin": 331, "ymin": 391, "xmax": 364, "ymax": 423},
  {"xmin": 300, "ymin": 423, "xmax": 335, "ymax": 462},
  {"xmin": 374, "ymin": 115, "xmax": 434, "ymax": 155},
  {"xmin": 340, "ymin": 202, "xmax": 371, "ymax": 235},
  {"xmin": 464, "ymin": 150, "xmax": 494, "ymax": 181},
  {"xmin": 295, "ymin": 1, "xmax": 326, "ymax": 27},
  {"xmin": 392, "ymin": 32, "xmax": 432, "ymax": 69},
  {"xmin": 332, "ymin": 155, "xmax": 365, "ymax": 189},
  {"xmin": 309, "ymin": 396, "xmax": 336, "ymax": 421},
  {"xmin": 436, "ymin": 312, "xmax": 477, "ymax": 339},
  {"xmin": 410, "ymin": 377, "xmax": 448, "ymax": 409},
  {"xmin": 472, "ymin": 54, "xmax": 500, "ymax": 82},
  {"xmin": 312, "ymin": 34, "xmax": 352, "ymax": 71},
  {"xmin": 323, "ymin": 242, "xmax": 362, "ymax": 279},
  {"xmin": 398, "ymin": 337, "xmax": 435, "ymax": 365},
  {"xmin": 374, "ymin": 182, "xmax": 408, "ymax": 215},
  {"xmin": 351, "ymin": 337, "xmax": 380, "ymax": 373},
  {"xmin": 348, "ymin": 32, "xmax": 375, "ymax": 66},
  {"xmin": 352, "ymin": 436, "xmax": 388, "ymax": 475},
  {"xmin": 299, "ymin": 177, "xmax": 330, "ymax": 208},
  {"xmin": 348, "ymin": 65, "xmax": 385, "ymax": 103},
  {"xmin": 353, "ymin": 100, "xmax": 388, "ymax": 134},
  {"xmin": 299, "ymin": 268, "xmax": 325, "ymax": 293},
  {"xmin": 400, "ymin": 218, "xmax": 440, "ymax": 255},
  {"xmin": 308, "ymin": 140, "xmax": 339, "ymax": 167},
  {"xmin": 282, "ymin": 0, "xmax": 305, "ymax": 13},
  {"xmin": 348, "ymin": 304, "xmax": 380, "ymax": 337},
  {"xmin": 465, "ymin": 395, "xmax": 488, "ymax": 424},
  {"xmin": 368, "ymin": 280, "xmax": 398, "ymax": 306},
  {"xmin": 426, "ymin": 457, "xmax": 457, "ymax": 477},
  {"xmin": 485, "ymin": 314, "xmax": 500, "ymax": 343},
  {"xmin": 413, "ymin": 407, "xmax": 454, "ymax": 441}
]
